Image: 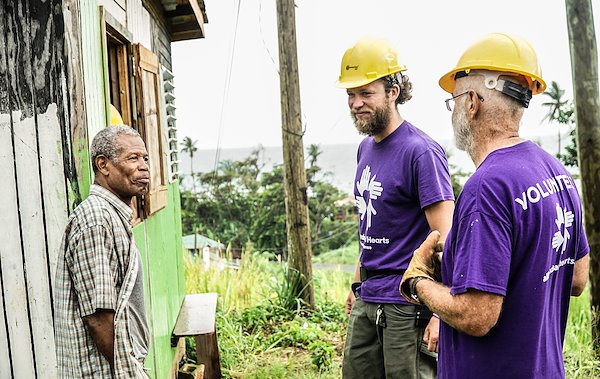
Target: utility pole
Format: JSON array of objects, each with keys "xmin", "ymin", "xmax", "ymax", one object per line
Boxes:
[
  {"xmin": 565, "ymin": 0, "xmax": 600, "ymax": 354},
  {"xmin": 275, "ymin": 0, "xmax": 314, "ymax": 308}
]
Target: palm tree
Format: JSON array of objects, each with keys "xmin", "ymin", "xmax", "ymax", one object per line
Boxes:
[
  {"xmin": 541, "ymin": 81, "xmax": 568, "ymax": 155},
  {"xmin": 306, "ymin": 144, "xmax": 322, "ymax": 168},
  {"xmin": 180, "ymin": 136, "xmax": 198, "ymax": 192}
]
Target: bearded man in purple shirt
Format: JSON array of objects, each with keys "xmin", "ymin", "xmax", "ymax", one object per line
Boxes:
[
  {"xmin": 337, "ymin": 37, "xmax": 455, "ymax": 379},
  {"xmin": 400, "ymin": 33, "xmax": 590, "ymax": 379}
]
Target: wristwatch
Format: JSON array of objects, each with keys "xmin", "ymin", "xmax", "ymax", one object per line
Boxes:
[{"xmin": 409, "ymin": 277, "xmax": 430, "ymax": 303}]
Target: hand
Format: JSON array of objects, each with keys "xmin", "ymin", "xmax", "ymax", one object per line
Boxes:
[
  {"xmin": 356, "ymin": 196, "xmax": 367, "ymax": 218},
  {"xmin": 368, "ymin": 174, "xmax": 382, "ymax": 199},
  {"xmin": 345, "ymin": 290, "xmax": 356, "ymax": 317},
  {"xmin": 400, "ymin": 231, "xmax": 442, "ymax": 304},
  {"xmin": 356, "ymin": 166, "xmax": 371, "ymax": 195},
  {"xmin": 423, "ymin": 316, "xmax": 439, "ymax": 353}
]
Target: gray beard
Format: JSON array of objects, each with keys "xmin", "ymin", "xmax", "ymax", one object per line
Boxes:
[{"xmin": 452, "ymin": 109, "xmax": 474, "ymax": 155}]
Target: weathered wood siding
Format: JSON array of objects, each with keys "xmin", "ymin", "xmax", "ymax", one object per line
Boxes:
[
  {"xmin": 144, "ymin": 0, "xmax": 173, "ymax": 70},
  {"xmin": 81, "ymin": 0, "xmax": 109, "ymax": 153},
  {"xmin": 1, "ymin": 1, "xmax": 186, "ymax": 377},
  {"xmin": 128, "ymin": 0, "xmax": 153, "ymax": 52},
  {"xmin": 0, "ymin": 0, "xmax": 85, "ymax": 377},
  {"xmin": 99, "ymin": 0, "xmax": 127, "ymax": 26}
]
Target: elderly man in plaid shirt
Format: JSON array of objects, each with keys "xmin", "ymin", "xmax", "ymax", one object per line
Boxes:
[{"xmin": 55, "ymin": 125, "xmax": 151, "ymax": 378}]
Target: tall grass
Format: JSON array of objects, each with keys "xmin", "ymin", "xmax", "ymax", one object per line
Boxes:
[
  {"xmin": 184, "ymin": 251, "xmax": 275, "ymax": 312},
  {"xmin": 185, "ymin": 250, "xmax": 350, "ymax": 378},
  {"xmin": 564, "ymin": 289, "xmax": 600, "ymax": 378},
  {"xmin": 185, "ymin": 250, "xmax": 597, "ymax": 378}
]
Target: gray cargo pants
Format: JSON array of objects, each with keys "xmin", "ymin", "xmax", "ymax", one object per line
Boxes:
[{"xmin": 342, "ymin": 298, "xmax": 437, "ymax": 379}]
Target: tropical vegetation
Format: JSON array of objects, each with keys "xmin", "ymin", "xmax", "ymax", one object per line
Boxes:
[
  {"xmin": 179, "ymin": 144, "xmax": 356, "ymax": 257},
  {"xmin": 183, "ymin": 251, "xmax": 599, "ymax": 378}
]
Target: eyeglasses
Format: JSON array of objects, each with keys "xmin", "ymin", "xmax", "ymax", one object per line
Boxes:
[{"xmin": 444, "ymin": 91, "xmax": 484, "ymax": 111}]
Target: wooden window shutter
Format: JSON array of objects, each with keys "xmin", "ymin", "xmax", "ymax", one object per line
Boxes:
[{"xmin": 134, "ymin": 43, "xmax": 168, "ymax": 216}]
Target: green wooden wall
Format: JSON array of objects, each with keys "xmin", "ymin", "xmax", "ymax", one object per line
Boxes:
[
  {"xmin": 79, "ymin": 1, "xmax": 186, "ymax": 377},
  {"xmin": 134, "ymin": 183, "xmax": 185, "ymax": 379}
]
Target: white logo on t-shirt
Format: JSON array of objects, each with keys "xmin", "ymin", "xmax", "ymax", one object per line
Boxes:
[
  {"xmin": 355, "ymin": 165, "xmax": 383, "ymax": 232},
  {"xmin": 552, "ymin": 203, "xmax": 574, "ymax": 254}
]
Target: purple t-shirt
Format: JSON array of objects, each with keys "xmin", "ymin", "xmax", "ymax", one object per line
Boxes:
[
  {"xmin": 355, "ymin": 121, "xmax": 454, "ymax": 304},
  {"xmin": 439, "ymin": 141, "xmax": 589, "ymax": 379}
]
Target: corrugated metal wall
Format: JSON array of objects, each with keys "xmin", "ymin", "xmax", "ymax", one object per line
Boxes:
[{"xmin": 0, "ymin": 0, "xmax": 78, "ymax": 377}]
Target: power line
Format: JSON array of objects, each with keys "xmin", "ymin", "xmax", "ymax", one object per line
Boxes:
[
  {"xmin": 258, "ymin": 0, "xmax": 279, "ymax": 74},
  {"xmin": 213, "ymin": 0, "xmax": 242, "ymax": 176}
]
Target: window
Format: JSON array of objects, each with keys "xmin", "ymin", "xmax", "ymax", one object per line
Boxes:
[
  {"xmin": 102, "ymin": 7, "xmax": 168, "ymax": 219},
  {"xmin": 134, "ymin": 43, "xmax": 168, "ymax": 216}
]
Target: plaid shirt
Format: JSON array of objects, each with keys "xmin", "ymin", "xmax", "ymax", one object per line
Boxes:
[{"xmin": 54, "ymin": 185, "xmax": 147, "ymax": 378}]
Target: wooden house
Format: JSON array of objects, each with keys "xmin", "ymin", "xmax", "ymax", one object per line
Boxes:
[{"xmin": 0, "ymin": 0, "xmax": 208, "ymax": 377}]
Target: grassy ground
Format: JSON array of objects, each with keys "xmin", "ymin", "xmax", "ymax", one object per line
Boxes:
[
  {"xmin": 184, "ymin": 251, "xmax": 599, "ymax": 378},
  {"xmin": 564, "ymin": 290, "xmax": 600, "ymax": 378},
  {"xmin": 312, "ymin": 241, "xmax": 358, "ymax": 266}
]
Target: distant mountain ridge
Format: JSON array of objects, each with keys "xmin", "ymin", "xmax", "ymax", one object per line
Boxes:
[{"xmin": 179, "ymin": 133, "xmax": 574, "ymax": 195}]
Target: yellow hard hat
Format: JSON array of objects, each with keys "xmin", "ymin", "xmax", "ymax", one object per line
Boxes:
[
  {"xmin": 336, "ymin": 37, "xmax": 407, "ymax": 89},
  {"xmin": 439, "ymin": 33, "xmax": 546, "ymax": 95},
  {"xmin": 109, "ymin": 104, "xmax": 124, "ymax": 126}
]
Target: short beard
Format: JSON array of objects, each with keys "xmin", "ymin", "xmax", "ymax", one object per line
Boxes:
[
  {"xmin": 452, "ymin": 107, "xmax": 474, "ymax": 156},
  {"xmin": 352, "ymin": 103, "xmax": 390, "ymax": 136}
]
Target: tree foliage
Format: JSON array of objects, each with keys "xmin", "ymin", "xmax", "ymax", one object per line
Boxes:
[
  {"xmin": 542, "ymin": 81, "xmax": 578, "ymax": 167},
  {"xmin": 180, "ymin": 145, "xmax": 356, "ymax": 257}
]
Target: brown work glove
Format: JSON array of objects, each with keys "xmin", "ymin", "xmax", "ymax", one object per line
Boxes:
[{"xmin": 400, "ymin": 231, "xmax": 444, "ymax": 304}]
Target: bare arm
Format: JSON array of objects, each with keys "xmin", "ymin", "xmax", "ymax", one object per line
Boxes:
[
  {"xmin": 420, "ymin": 200, "xmax": 454, "ymax": 349},
  {"xmin": 424, "ymin": 200, "xmax": 454, "ymax": 241},
  {"xmin": 572, "ymin": 254, "xmax": 589, "ymax": 296},
  {"xmin": 415, "ymin": 279, "xmax": 503, "ymax": 337},
  {"xmin": 83, "ymin": 309, "xmax": 115, "ymax": 369},
  {"xmin": 345, "ymin": 258, "xmax": 361, "ymax": 316}
]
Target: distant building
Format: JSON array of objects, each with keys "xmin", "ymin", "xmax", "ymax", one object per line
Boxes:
[{"xmin": 183, "ymin": 234, "xmax": 225, "ymax": 256}]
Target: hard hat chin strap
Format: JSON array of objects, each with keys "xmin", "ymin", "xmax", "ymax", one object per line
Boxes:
[
  {"xmin": 458, "ymin": 70, "xmax": 532, "ymax": 108},
  {"xmin": 482, "ymin": 74, "xmax": 532, "ymax": 108}
]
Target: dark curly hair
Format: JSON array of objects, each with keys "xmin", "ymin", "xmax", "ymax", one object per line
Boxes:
[{"xmin": 382, "ymin": 72, "xmax": 413, "ymax": 105}]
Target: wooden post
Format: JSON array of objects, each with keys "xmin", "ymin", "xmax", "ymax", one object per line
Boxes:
[
  {"xmin": 565, "ymin": 0, "xmax": 600, "ymax": 354},
  {"xmin": 275, "ymin": 0, "xmax": 315, "ymax": 308},
  {"xmin": 195, "ymin": 332, "xmax": 221, "ymax": 379}
]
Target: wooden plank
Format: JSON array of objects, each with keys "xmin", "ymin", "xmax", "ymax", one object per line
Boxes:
[
  {"xmin": 169, "ymin": 337, "xmax": 186, "ymax": 379},
  {"xmin": 0, "ymin": 112, "xmax": 35, "ymax": 378},
  {"xmin": 62, "ymin": 0, "xmax": 91, "ymax": 206},
  {"xmin": 98, "ymin": 0, "xmax": 127, "ymax": 27},
  {"xmin": 14, "ymin": 109, "xmax": 57, "ymax": 377},
  {"xmin": 0, "ymin": 263, "xmax": 12, "ymax": 379},
  {"xmin": 127, "ymin": 0, "xmax": 152, "ymax": 49},
  {"xmin": 117, "ymin": 44, "xmax": 132, "ymax": 125},
  {"xmin": 134, "ymin": 43, "xmax": 168, "ymax": 216},
  {"xmin": 25, "ymin": 0, "xmax": 66, "ymax": 373},
  {"xmin": 172, "ymin": 293, "xmax": 217, "ymax": 336},
  {"xmin": 37, "ymin": 103, "xmax": 69, "ymax": 295},
  {"xmin": 195, "ymin": 333, "xmax": 221, "ymax": 379}
]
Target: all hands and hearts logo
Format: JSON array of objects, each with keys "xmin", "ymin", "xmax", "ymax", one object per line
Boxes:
[
  {"xmin": 355, "ymin": 165, "xmax": 383, "ymax": 232},
  {"xmin": 552, "ymin": 203, "xmax": 574, "ymax": 254}
]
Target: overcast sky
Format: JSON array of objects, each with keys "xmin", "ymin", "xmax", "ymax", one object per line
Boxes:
[{"xmin": 171, "ymin": 0, "xmax": 600, "ymax": 155}]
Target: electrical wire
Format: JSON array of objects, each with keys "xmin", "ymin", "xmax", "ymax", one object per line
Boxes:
[{"xmin": 213, "ymin": 0, "xmax": 242, "ymax": 176}]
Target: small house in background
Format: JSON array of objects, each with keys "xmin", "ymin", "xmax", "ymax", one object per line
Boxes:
[
  {"xmin": 0, "ymin": 0, "xmax": 212, "ymax": 378},
  {"xmin": 183, "ymin": 233, "xmax": 225, "ymax": 259}
]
